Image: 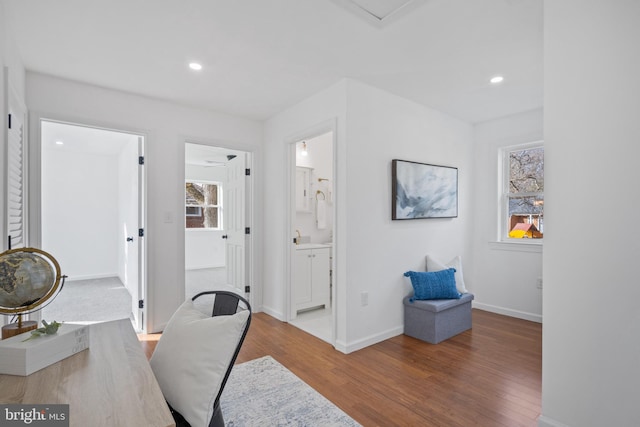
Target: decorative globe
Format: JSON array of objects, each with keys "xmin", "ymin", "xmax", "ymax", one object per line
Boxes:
[{"xmin": 0, "ymin": 248, "xmax": 63, "ymax": 315}]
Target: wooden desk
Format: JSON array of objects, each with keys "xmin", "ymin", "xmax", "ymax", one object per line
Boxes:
[{"xmin": 0, "ymin": 319, "xmax": 175, "ymax": 427}]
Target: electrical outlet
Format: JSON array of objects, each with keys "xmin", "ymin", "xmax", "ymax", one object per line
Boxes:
[
  {"xmin": 536, "ymin": 277, "xmax": 543, "ymax": 289},
  {"xmin": 361, "ymin": 291, "xmax": 369, "ymax": 306}
]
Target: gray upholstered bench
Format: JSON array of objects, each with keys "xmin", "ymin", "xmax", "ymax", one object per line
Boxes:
[{"xmin": 403, "ymin": 293, "xmax": 474, "ymax": 344}]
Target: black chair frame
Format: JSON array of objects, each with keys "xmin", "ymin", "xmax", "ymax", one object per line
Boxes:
[{"xmin": 170, "ymin": 290, "xmax": 252, "ymax": 427}]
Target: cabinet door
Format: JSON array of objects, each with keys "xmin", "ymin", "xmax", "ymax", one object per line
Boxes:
[
  {"xmin": 311, "ymin": 248, "xmax": 330, "ymax": 308},
  {"xmin": 294, "ymin": 250, "xmax": 312, "ymax": 305}
]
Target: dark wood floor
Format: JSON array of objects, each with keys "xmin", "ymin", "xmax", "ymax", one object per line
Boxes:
[{"xmin": 139, "ymin": 309, "xmax": 541, "ymax": 427}]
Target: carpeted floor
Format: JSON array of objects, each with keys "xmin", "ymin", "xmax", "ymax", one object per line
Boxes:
[
  {"xmin": 40, "ymin": 277, "xmax": 132, "ymax": 323},
  {"xmin": 36, "ymin": 268, "xmax": 230, "ymax": 325},
  {"xmin": 221, "ymin": 356, "xmax": 361, "ymax": 427}
]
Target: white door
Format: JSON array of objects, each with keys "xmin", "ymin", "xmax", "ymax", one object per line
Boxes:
[
  {"xmin": 5, "ymin": 82, "xmax": 27, "ymax": 250},
  {"xmin": 118, "ymin": 135, "xmax": 144, "ymax": 330},
  {"xmin": 224, "ymin": 154, "xmax": 248, "ymax": 296},
  {"xmin": 126, "ymin": 137, "xmax": 144, "ymax": 330},
  {"xmin": 294, "ymin": 249, "xmax": 312, "ymax": 308}
]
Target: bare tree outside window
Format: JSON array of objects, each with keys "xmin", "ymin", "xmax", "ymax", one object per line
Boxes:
[
  {"xmin": 185, "ymin": 182, "xmax": 221, "ymax": 229},
  {"xmin": 506, "ymin": 146, "xmax": 544, "ymax": 239}
]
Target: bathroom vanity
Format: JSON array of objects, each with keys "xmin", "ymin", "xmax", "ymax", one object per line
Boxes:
[{"xmin": 294, "ymin": 243, "xmax": 331, "ymax": 313}]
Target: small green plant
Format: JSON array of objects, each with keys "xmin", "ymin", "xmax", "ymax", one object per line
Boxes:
[{"xmin": 22, "ymin": 320, "xmax": 62, "ymax": 341}]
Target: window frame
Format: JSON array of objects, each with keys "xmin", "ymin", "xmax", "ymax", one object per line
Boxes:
[
  {"xmin": 499, "ymin": 141, "xmax": 544, "ymax": 244},
  {"xmin": 185, "ymin": 180, "xmax": 223, "ymax": 230}
]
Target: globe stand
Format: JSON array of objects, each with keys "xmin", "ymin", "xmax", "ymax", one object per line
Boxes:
[{"xmin": 2, "ymin": 315, "xmax": 37, "ymax": 339}]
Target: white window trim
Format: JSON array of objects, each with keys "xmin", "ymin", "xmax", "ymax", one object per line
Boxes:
[
  {"xmin": 185, "ymin": 180, "xmax": 223, "ymax": 230},
  {"xmin": 498, "ymin": 140, "xmax": 544, "ymax": 244}
]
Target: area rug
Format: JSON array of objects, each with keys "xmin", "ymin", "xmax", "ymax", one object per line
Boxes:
[{"xmin": 220, "ymin": 355, "xmax": 361, "ymax": 426}]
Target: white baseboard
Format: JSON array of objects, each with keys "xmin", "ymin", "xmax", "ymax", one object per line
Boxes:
[
  {"xmin": 473, "ymin": 301, "xmax": 542, "ymax": 323},
  {"xmin": 149, "ymin": 321, "xmax": 168, "ymax": 334},
  {"xmin": 185, "ymin": 264, "xmax": 225, "ymax": 271},
  {"xmin": 66, "ymin": 273, "xmax": 119, "ymax": 282},
  {"xmin": 261, "ymin": 305, "xmax": 285, "ymax": 321},
  {"xmin": 538, "ymin": 415, "xmax": 571, "ymax": 427},
  {"xmin": 335, "ymin": 326, "xmax": 404, "ymax": 354}
]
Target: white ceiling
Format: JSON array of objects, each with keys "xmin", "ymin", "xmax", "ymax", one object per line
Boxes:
[
  {"xmin": 185, "ymin": 143, "xmax": 246, "ymax": 167},
  {"xmin": 3, "ymin": 0, "xmax": 542, "ymax": 124}
]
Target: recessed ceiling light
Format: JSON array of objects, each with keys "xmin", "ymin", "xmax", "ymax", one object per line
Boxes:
[
  {"xmin": 55, "ymin": 141, "xmax": 64, "ymax": 145},
  {"xmin": 189, "ymin": 62, "xmax": 203, "ymax": 71},
  {"xmin": 490, "ymin": 76, "xmax": 504, "ymax": 84}
]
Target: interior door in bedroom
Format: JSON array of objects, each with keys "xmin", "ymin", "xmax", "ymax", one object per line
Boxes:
[{"xmin": 225, "ymin": 153, "xmax": 250, "ymax": 298}]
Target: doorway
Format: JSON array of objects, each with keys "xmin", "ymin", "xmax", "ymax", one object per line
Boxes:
[
  {"xmin": 38, "ymin": 120, "xmax": 145, "ymax": 330},
  {"xmin": 184, "ymin": 143, "xmax": 252, "ymax": 302},
  {"xmin": 288, "ymin": 131, "xmax": 335, "ymax": 344}
]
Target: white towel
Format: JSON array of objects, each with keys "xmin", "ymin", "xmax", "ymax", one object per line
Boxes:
[{"xmin": 316, "ymin": 200, "xmax": 327, "ymax": 230}]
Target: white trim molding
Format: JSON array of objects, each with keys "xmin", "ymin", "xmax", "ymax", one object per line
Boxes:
[
  {"xmin": 538, "ymin": 415, "xmax": 572, "ymax": 427},
  {"xmin": 335, "ymin": 326, "xmax": 403, "ymax": 354},
  {"xmin": 489, "ymin": 241, "xmax": 542, "ymax": 253},
  {"xmin": 473, "ymin": 302, "xmax": 542, "ymax": 323}
]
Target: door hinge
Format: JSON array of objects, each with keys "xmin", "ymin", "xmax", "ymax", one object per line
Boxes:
[
  {"xmin": 244, "ymin": 286, "xmax": 251, "ymax": 293},
  {"xmin": 7, "ymin": 114, "xmax": 11, "ymax": 129},
  {"xmin": 245, "ymin": 168, "xmax": 250, "ymax": 176},
  {"xmin": 138, "ymin": 156, "xmax": 144, "ymax": 165},
  {"xmin": 139, "ymin": 228, "xmax": 144, "ymax": 237},
  {"xmin": 245, "ymin": 227, "xmax": 250, "ymax": 235},
  {"xmin": 138, "ymin": 299, "xmax": 144, "ymax": 309}
]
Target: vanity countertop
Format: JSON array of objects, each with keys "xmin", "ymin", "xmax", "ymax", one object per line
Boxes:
[{"xmin": 295, "ymin": 243, "xmax": 332, "ymax": 250}]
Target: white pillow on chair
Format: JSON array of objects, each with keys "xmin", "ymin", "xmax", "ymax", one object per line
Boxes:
[
  {"xmin": 150, "ymin": 300, "xmax": 249, "ymax": 427},
  {"xmin": 426, "ymin": 254, "xmax": 468, "ymax": 294}
]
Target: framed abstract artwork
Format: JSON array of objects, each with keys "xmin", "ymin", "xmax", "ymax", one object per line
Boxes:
[{"xmin": 392, "ymin": 159, "xmax": 458, "ymax": 220}]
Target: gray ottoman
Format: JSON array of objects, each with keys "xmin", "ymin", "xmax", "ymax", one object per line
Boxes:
[{"xmin": 403, "ymin": 293, "xmax": 474, "ymax": 344}]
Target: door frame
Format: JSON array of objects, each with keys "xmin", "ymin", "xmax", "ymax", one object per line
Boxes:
[
  {"xmin": 2, "ymin": 75, "xmax": 28, "ymax": 328},
  {"xmin": 3, "ymin": 75, "xmax": 28, "ymax": 251},
  {"xmin": 28, "ymin": 113, "xmax": 148, "ymax": 331},
  {"xmin": 284, "ymin": 119, "xmax": 338, "ymax": 345},
  {"xmin": 182, "ymin": 139, "xmax": 255, "ymax": 310}
]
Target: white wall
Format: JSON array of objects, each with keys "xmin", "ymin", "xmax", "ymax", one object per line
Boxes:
[
  {"xmin": 0, "ymin": 3, "xmax": 26, "ymax": 251},
  {"xmin": 263, "ymin": 79, "xmax": 473, "ymax": 353},
  {"xmin": 185, "ymin": 229, "xmax": 225, "ymax": 269},
  {"xmin": 343, "ymin": 80, "xmax": 473, "ymax": 351},
  {"xmin": 0, "ymin": 3, "xmax": 25, "ymax": 101},
  {"xmin": 185, "ymin": 164, "xmax": 226, "ymax": 269},
  {"xmin": 262, "ymin": 79, "xmax": 347, "ymax": 330},
  {"xmin": 185, "ymin": 163, "xmax": 226, "ymax": 183},
  {"xmin": 541, "ymin": 2, "xmax": 640, "ymax": 427},
  {"xmin": 41, "ymin": 148, "xmax": 120, "ymax": 279},
  {"xmin": 471, "ymin": 109, "xmax": 543, "ymax": 322},
  {"xmin": 26, "ymin": 72, "xmax": 263, "ymax": 332},
  {"xmin": 295, "ymin": 131, "xmax": 334, "ymax": 244}
]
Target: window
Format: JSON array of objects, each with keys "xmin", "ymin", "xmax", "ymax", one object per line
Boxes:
[
  {"xmin": 501, "ymin": 143, "xmax": 543, "ymax": 240},
  {"xmin": 185, "ymin": 181, "xmax": 222, "ymax": 229}
]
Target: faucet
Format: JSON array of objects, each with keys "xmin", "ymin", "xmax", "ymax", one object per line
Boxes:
[{"xmin": 295, "ymin": 229, "xmax": 301, "ymax": 245}]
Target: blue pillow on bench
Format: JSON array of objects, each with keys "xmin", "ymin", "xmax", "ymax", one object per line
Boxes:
[{"xmin": 404, "ymin": 268, "xmax": 461, "ymax": 301}]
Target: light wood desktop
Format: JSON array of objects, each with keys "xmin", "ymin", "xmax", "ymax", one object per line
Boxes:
[{"xmin": 0, "ymin": 318, "xmax": 175, "ymax": 427}]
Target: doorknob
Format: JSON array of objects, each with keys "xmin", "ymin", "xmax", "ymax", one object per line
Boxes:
[
  {"xmin": 221, "ymin": 235, "xmax": 228, "ymax": 239},
  {"xmin": 126, "ymin": 237, "xmax": 134, "ymax": 242}
]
